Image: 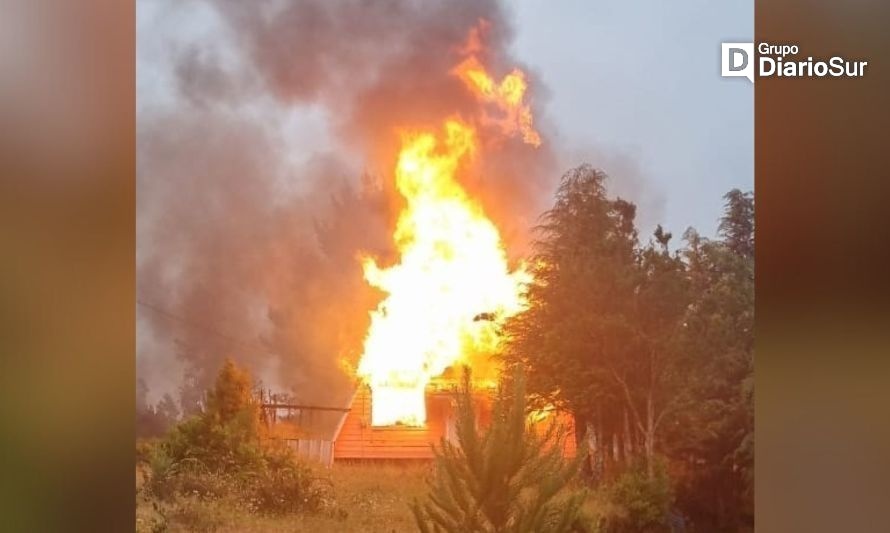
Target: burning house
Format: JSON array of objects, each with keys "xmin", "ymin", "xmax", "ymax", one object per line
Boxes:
[
  {"xmin": 332, "ymin": 379, "xmax": 578, "ymax": 463},
  {"xmin": 333, "ymin": 380, "xmax": 476, "ymax": 461},
  {"xmin": 263, "ymin": 379, "xmax": 576, "ymax": 467},
  {"xmin": 352, "ymin": 43, "xmax": 535, "ymax": 428},
  {"xmin": 258, "ymin": 22, "xmax": 576, "ymax": 466}
]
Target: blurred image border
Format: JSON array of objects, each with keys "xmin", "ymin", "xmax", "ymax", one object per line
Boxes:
[{"xmin": 1, "ymin": 0, "xmax": 888, "ymax": 531}]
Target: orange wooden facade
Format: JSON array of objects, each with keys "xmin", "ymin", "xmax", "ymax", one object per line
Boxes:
[
  {"xmin": 332, "ymin": 384, "xmax": 578, "ymax": 461},
  {"xmin": 333, "ymin": 385, "xmax": 454, "ymax": 459},
  {"xmin": 539, "ymin": 410, "xmax": 578, "ymax": 459}
]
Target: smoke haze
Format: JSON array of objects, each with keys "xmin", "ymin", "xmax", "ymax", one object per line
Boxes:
[{"xmin": 137, "ymin": 0, "xmax": 558, "ymax": 408}]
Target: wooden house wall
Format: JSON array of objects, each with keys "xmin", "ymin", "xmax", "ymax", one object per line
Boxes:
[
  {"xmin": 333, "ymin": 386, "xmax": 450, "ymax": 460},
  {"xmin": 284, "ymin": 439, "xmax": 335, "ymax": 467},
  {"xmin": 332, "ymin": 385, "xmax": 578, "ymax": 461}
]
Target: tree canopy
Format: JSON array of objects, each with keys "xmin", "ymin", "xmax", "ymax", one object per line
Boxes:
[{"xmin": 503, "ymin": 166, "xmax": 754, "ymax": 530}]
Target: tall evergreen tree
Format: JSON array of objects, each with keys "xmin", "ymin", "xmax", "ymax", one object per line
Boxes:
[
  {"xmin": 505, "ymin": 165, "xmax": 694, "ymax": 480},
  {"xmin": 503, "ymin": 166, "xmax": 753, "ymax": 528},
  {"xmin": 207, "ymin": 357, "xmax": 256, "ymax": 424},
  {"xmin": 504, "ymin": 165, "xmax": 638, "ymax": 477},
  {"xmin": 613, "ymin": 231, "xmax": 691, "ymax": 479},
  {"xmin": 717, "ymin": 189, "xmax": 754, "ymax": 259},
  {"xmin": 161, "ymin": 357, "xmax": 266, "ymax": 472},
  {"xmin": 667, "ymin": 191, "xmax": 754, "ymax": 529}
]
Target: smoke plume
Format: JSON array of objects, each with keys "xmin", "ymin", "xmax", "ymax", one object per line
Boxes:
[{"xmin": 137, "ymin": 0, "xmax": 557, "ymax": 409}]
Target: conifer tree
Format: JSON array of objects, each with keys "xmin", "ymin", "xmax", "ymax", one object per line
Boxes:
[
  {"xmin": 161, "ymin": 357, "xmax": 266, "ymax": 472},
  {"xmin": 412, "ymin": 370, "xmax": 588, "ymax": 533}
]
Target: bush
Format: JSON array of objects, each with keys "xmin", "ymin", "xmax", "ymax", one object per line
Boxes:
[
  {"xmin": 147, "ymin": 424, "xmax": 331, "ymax": 515},
  {"xmin": 603, "ymin": 459, "xmax": 674, "ymax": 533},
  {"xmin": 143, "ymin": 358, "xmax": 332, "ymax": 516},
  {"xmin": 412, "ymin": 370, "xmax": 589, "ymax": 533},
  {"xmin": 248, "ymin": 460, "xmax": 333, "ymax": 514},
  {"xmin": 160, "ymin": 409, "xmax": 267, "ymax": 474}
]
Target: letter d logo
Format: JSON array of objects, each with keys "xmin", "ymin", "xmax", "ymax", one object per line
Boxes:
[{"xmin": 722, "ymin": 43, "xmax": 755, "ymax": 83}]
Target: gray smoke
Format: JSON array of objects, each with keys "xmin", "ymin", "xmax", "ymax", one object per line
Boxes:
[{"xmin": 137, "ymin": 0, "xmax": 557, "ymax": 409}]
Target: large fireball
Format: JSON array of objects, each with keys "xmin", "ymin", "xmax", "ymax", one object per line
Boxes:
[{"xmin": 357, "ymin": 50, "xmax": 539, "ymax": 427}]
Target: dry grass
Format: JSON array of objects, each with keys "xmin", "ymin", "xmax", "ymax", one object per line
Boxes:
[{"xmin": 138, "ymin": 461, "xmax": 433, "ymax": 533}]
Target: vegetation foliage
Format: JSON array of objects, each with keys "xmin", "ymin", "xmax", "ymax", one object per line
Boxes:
[
  {"xmin": 503, "ymin": 165, "xmax": 754, "ymax": 531},
  {"xmin": 137, "ymin": 164, "xmax": 752, "ymax": 532},
  {"xmin": 412, "ymin": 371, "xmax": 589, "ymax": 533},
  {"xmin": 603, "ymin": 459, "xmax": 674, "ymax": 532},
  {"xmin": 140, "ymin": 358, "xmax": 332, "ymax": 520}
]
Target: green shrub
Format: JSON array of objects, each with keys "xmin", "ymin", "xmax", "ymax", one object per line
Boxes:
[
  {"xmin": 604, "ymin": 459, "xmax": 673, "ymax": 533},
  {"xmin": 248, "ymin": 461, "xmax": 333, "ymax": 514},
  {"xmin": 412, "ymin": 370, "xmax": 589, "ymax": 533},
  {"xmin": 147, "ymin": 444, "xmax": 179, "ymax": 499},
  {"xmin": 160, "ymin": 408, "xmax": 267, "ymax": 474},
  {"xmin": 147, "ymin": 428, "xmax": 331, "ymax": 515},
  {"xmin": 143, "ymin": 358, "xmax": 332, "ymax": 516}
]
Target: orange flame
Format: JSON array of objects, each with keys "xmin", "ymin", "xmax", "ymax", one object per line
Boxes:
[
  {"xmin": 357, "ymin": 49, "xmax": 539, "ymax": 427},
  {"xmin": 452, "ymin": 56, "xmax": 541, "ymax": 147}
]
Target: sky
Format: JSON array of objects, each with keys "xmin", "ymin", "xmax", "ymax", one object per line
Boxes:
[{"xmin": 511, "ymin": 0, "xmax": 753, "ymax": 236}]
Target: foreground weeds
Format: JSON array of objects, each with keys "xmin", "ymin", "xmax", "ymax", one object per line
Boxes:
[{"xmin": 137, "ymin": 462, "xmax": 431, "ymax": 533}]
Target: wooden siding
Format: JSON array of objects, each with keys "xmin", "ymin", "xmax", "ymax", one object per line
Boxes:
[
  {"xmin": 284, "ymin": 439, "xmax": 335, "ymax": 467},
  {"xmin": 332, "ymin": 384, "xmax": 578, "ymax": 461},
  {"xmin": 333, "ymin": 386, "xmax": 450, "ymax": 460}
]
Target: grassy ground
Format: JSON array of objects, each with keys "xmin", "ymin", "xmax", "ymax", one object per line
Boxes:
[{"xmin": 137, "ymin": 462, "xmax": 433, "ymax": 533}]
